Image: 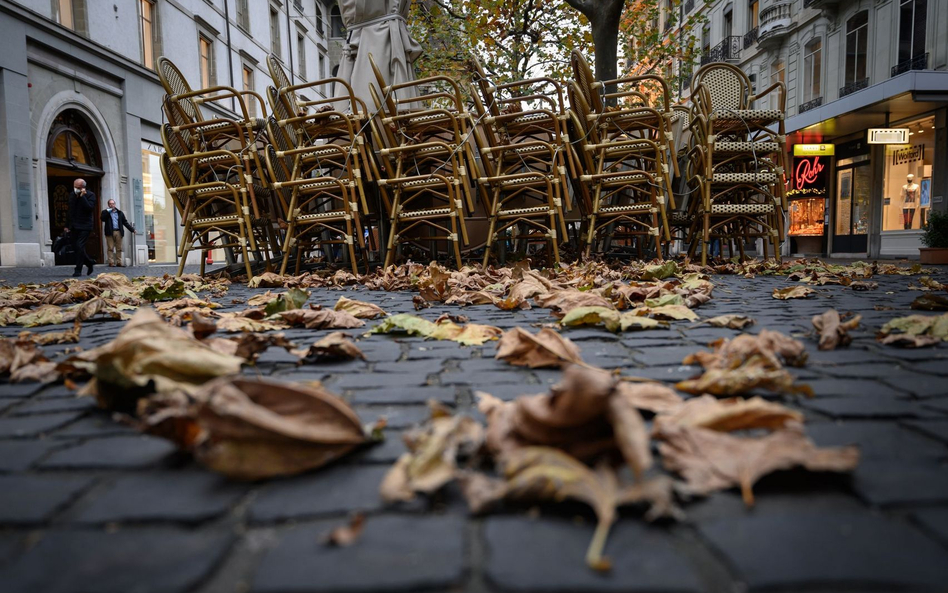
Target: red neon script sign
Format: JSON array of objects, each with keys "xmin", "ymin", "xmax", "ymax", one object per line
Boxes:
[{"xmin": 795, "ymin": 157, "xmax": 824, "ymax": 188}]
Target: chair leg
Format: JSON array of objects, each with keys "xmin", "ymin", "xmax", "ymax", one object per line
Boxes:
[{"xmin": 482, "ymin": 196, "xmax": 500, "ymax": 268}]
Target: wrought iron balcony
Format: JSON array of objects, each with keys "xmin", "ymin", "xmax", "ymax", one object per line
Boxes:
[
  {"xmin": 798, "ymin": 97, "xmax": 822, "ymax": 114},
  {"xmin": 744, "ymin": 27, "xmax": 758, "ymax": 49},
  {"xmin": 758, "ymin": 2, "xmax": 792, "ymax": 45},
  {"xmin": 685, "ymin": 0, "xmax": 695, "ymax": 13},
  {"xmin": 803, "ymin": 0, "xmax": 839, "ymax": 8},
  {"xmin": 891, "ymin": 53, "xmax": 929, "ymax": 77},
  {"xmin": 701, "ymin": 36, "xmax": 743, "ymax": 64},
  {"xmin": 839, "ymin": 78, "xmax": 869, "ymax": 98}
]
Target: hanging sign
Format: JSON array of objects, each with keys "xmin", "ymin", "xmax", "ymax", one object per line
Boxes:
[
  {"xmin": 789, "ymin": 156, "xmax": 828, "ymax": 197},
  {"xmin": 793, "ymin": 144, "xmax": 835, "ymax": 157},
  {"xmin": 868, "ymin": 128, "xmax": 909, "ymax": 144}
]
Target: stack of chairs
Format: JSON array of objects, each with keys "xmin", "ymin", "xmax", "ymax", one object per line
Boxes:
[
  {"xmin": 568, "ymin": 50, "xmax": 677, "ymax": 260},
  {"xmin": 686, "ymin": 62, "xmax": 787, "ymax": 264},
  {"xmin": 157, "ymin": 57, "xmax": 273, "ymax": 278},
  {"xmin": 366, "ymin": 54, "xmax": 477, "ymax": 268},
  {"xmin": 467, "ymin": 58, "xmax": 574, "ymax": 266},
  {"xmin": 263, "ymin": 56, "xmax": 370, "ymax": 274}
]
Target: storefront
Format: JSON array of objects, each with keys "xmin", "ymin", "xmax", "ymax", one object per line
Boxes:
[
  {"xmin": 879, "ymin": 115, "xmax": 937, "ymax": 256},
  {"xmin": 787, "ymin": 144, "xmax": 831, "ymax": 255}
]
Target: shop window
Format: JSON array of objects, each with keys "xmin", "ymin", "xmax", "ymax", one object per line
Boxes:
[
  {"xmin": 142, "ymin": 147, "xmax": 178, "ymax": 263},
  {"xmin": 897, "ymin": 0, "xmax": 927, "ymax": 64},
  {"xmin": 803, "ymin": 38, "xmax": 821, "ymax": 102},
  {"xmin": 882, "ymin": 115, "xmax": 935, "ymax": 232},
  {"xmin": 845, "ymin": 11, "xmax": 868, "ymax": 85}
]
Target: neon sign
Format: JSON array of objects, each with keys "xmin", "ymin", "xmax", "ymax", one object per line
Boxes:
[{"xmin": 788, "ymin": 156, "xmax": 829, "ymax": 198}]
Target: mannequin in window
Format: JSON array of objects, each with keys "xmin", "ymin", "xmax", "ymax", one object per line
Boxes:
[{"xmin": 901, "ymin": 173, "xmax": 919, "ymax": 229}]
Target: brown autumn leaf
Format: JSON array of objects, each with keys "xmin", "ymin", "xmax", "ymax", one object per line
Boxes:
[
  {"xmin": 380, "ymin": 401, "xmax": 484, "ymax": 502},
  {"xmin": 878, "ymin": 333, "xmax": 942, "ymax": 348},
  {"xmin": 910, "ymin": 294, "xmax": 948, "ymax": 311},
  {"xmin": 279, "ymin": 308, "xmax": 365, "ymax": 330},
  {"xmin": 613, "ymin": 381, "xmax": 684, "ymax": 416},
  {"xmin": 412, "ymin": 295, "xmax": 431, "ymax": 310},
  {"xmin": 676, "ymin": 356, "xmax": 814, "ymax": 398},
  {"xmin": 812, "ymin": 309, "xmax": 861, "ymax": 351},
  {"xmin": 535, "ymin": 289, "xmax": 614, "ymax": 318},
  {"xmin": 0, "ymin": 338, "xmax": 48, "ymax": 377},
  {"xmin": 850, "ymin": 281, "xmax": 878, "ymax": 291},
  {"xmin": 322, "ymin": 513, "xmax": 366, "ymax": 547},
  {"xmin": 697, "ymin": 315, "xmax": 755, "ymax": 330},
  {"xmin": 652, "ymin": 394, "xmax": 803, "ymax": 433},
  {"xmin": 248, "ymin": 273, "xmax": 288, "ymax": 288},
  {"xmin": 70, "ymin": 308, "xmax": 244, "ymax": 413},
  {"xmin": 334, "ymin": 296, "xmax": 387, "ymax": 319},
  {"xmin": 656, "ymin": 424, "xmax": 859, "ymax": 506},
  {"xmin": 494, "ymin": 327, "xmax": 583, "ymax": 369},
  {"xmin": 772, "ymin": 286, "xmax": 816, "ymax": 300},
  {"xmin": 463, "ymin": 447, "xmax": 682, "ymax": 571},
  {"xmin": 293, "ymin": 332, "xmax": 365, "ymax": 361},
  {"xmin": 19, "ymin": 326, "xmax": 81, "ymax": 345},
  {"xmin": 141, "ymin": 377, "xmax": 370, "ymax": 480},
  {"xmin": 683, "ymin": 329, "xmax": 808, "ymax": 370},
  {"xmin": 10, "ymin": 360, "xmax": 59, "ymax": 383},
  {"xmin": 215, "ymin": 315, "xmax": 287, "ymax": 333},
  {"xmin": 605, "ymin": 392, "xmax": 652, "ymax": 480},
  {"xmin": 189, "ymin": 312, "xmax": 219, "ymax": 340}
]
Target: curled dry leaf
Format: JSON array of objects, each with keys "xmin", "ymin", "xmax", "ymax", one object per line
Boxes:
[
  {"xmin": 850, "ymin": 281, "xmax": 878, "ymax": 291},
  {"xmin": 263, "ymin": 288, "xmax": 310, "ymax": 316},
  {"xmin": 910, "ymin": 294, "xmax": 948, "ymax": 311},
  {"xmin": 248, "ymin": 273, "xmax": 288, "ymax": 288},
  {"xmin": 380, "ymin": 402, "xmax": 484, "ymax": 502},
  {"xmin": 141, "ymin": 377, "xmax": 370, "ymax": 480},
  {"xmin": 0, "ymin": 338, "xmax": 49, "ymax": 377},
  {"xmin": 279, "ymin": 308, "xmax": 365, "ymax": 330},
  {"xmin": 676, "ymin": 357, "xmax": 814, "ymax": 398},
  {"xmin": 698, "ymin": 315, "xmax": 755, "ymax": 330},
  {"xmin": 293, "ymin": 332, "xmax": 365, "ymax": 361},
  {"xmin": 812, "ymin": 309, "xmax": 861, "ymax": 351},
  {"xmin": 684, "ymin": 329, "xmax": 808, "ymax": 370},
  {"xmin": 334, "ymin": 296, "xmax": 387, "ymax": 319},
  {"xmin": 878, "ymin": 333, "xmax": 941, "ymax": 348},
  {"xmin": 656, "ymin": 424, "xmax": 858, "ymax": 506},
  {"xmin": 72, "ymin": 308, "xmax": 244, "ymax": 413},
  {"xmin": 412, "ymin": 295, "xmax": 431, "ymax": 310},
  {"xmin": 878, "ymin": 312, "xmax": 948, "ymax": 344},
  {"xmin": 535, "ymin": 289, "xmax": 614, "ymax": 318},
  {"xmin": 369, "ymin": 313, "xmax": 501, "ymax": 346},
  {"xmin": 464, "ymin": 447, "xmax": 682, "ymax": 571},
  {"xmin": 494, "ymin": 327, "xmax": 583, "ymax": 369},
  {"xmin": 653, "ymin": 394, "xmax": 803, "ymax": 433},
  {"xmin": 772, "ymin": 286, "xmax": 816, "ymax": 300},
  {"xmin": 642, "ymin": 304, "xmax": 699, "ymax": 322},
  {"xmin": 215, "ymin": 316, "xmax": 287, "ymax": 333},
  {"xmin": 322, "ymin": 514, "xmax": 366, "ymax": 547},
  {"xmin": 560, "ymin": 307, "xmax": 621, "ymax": 332}
]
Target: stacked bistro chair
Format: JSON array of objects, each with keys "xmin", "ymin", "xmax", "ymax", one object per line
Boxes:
[
  {"xmin": 366, "ymin": 53, "xmax": 477, "ymax": 268},
  {"xmin": 264, "ymin": 56, "xmax": 371, "ymax": 274},
  {"xmin": 468, "ymin": 57, "xmax": 574, "ymax": 266},
  {"xmin": 568, "ymin": 50, "xmax": 676, "ymax": 259},
  {"xmin": 686, "ymin": 62, "xmax": 787, "ymax": 264},
  {"xmin": 157, "ymin": 57, "xmax": 275, "ymax": 277}
]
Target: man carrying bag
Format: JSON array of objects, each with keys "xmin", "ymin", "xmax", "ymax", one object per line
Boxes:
[{"xmin": 100, "ymin": 199, "xmax": 136, "ymax": 267}]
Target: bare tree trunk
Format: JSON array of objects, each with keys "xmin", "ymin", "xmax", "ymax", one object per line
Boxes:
[{"xmin": 564, "ymin": 0, "xmax": 626, "ymax": 102}]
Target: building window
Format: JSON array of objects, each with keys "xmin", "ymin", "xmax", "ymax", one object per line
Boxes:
[
  {"xmin": 242, "ymin": 65, "xmax": 255, "ymax": 116},
  {"xmin": 270, "ymin": 6, "xmax": 282, "ymax": 57},
  {"xmin": 882, "ymin": 115, "xmax": 935, "ymax": 233},
  {"xmin": 803, "ymin": 38, "xmax": 821, "ymax": 102},
  {"xmin": 770, "ymin": 58, "xmax": 785, "ymax": 109},
  {"xmin": 315, "ymin": 4, "xmax": 324, "ymax": 35},
  {"xmin": 199, "ymin": 34, "xmax": 216, "ymax": 89},
  {"xmin": 749, "ymin": 0, "xmax": 759, "ymax": 28},
  {"xmin": 845, "ymin": 11, "xmax": 868, "ymax": 85},
  {"xmin": 898, "ymin": 0, "xmax": 927, "ymax": 65},
  {"xmin": 297, "ymin": 30, "xmax": 307, "ymax": 77},
  {"xmin": 142, "ymin": 147, "xmax": 177, "ymax": 263},
  {"xmin": 723, "ymin": 7, "xmax": 732, "ymax": 38},
  {"xmin": 140, "ymin": 0, "xmax": 159, "ymax": 70},
  {"xmin": 52, "ymin": 0, "xmax": 86, "ymax": 34},
  {"xmin": 331, "ymin": 4, "xmax": 344, "ymax": 37},
  {"xmin": 236, "ymin": 0, "xmax": 250, "ymax": 32}
]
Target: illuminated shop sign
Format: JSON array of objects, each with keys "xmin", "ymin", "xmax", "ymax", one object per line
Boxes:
[
  {"xmin": 793, "ymin": 144, "xmax": 835, "ymax": 157},
  {"xmin": 868, "ymin": 128, "xmax": 910, "ymax": 144},
  {"xmin": 789, "ymin": 156, "xmax": 829, "ymax": 197}
]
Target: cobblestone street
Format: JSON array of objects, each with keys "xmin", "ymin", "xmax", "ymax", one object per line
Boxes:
[{"xmin": 1, "ymin": 263, "xmax": 948, "ymax": 592}]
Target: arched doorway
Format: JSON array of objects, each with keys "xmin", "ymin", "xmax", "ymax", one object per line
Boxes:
[{"xmin": 46, "ymin": 110, "xmax": 105, "ymax": 265}]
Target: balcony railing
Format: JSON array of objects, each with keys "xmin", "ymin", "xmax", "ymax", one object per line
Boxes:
[
  {"xmin": 839, "ymin": 78, "xmax": 869, "ymax": 97},
  {"xmin": 685, "ymin": 0, "xmax": 695, "ymax": 13},
  {"xmin": 702, "ymin": 36, "xmax": 743, "ymax": 64},
  {"xmin": 759, "ymin": 2, "xmax": 792, "ymax": 43},
  {"xmin": 891, "ymin": 53, "xmax": 929, "ymax": 77},
  {"xmin": 803, "ymin": 0, "xmax": 839, "ymax": 8},
  {"xmin": 799, "ymin": 97, "xmax": 822, "ymax": 114},
  {"xmin": 744, "ymin": 27, "xmax": 758, "ymax": 48}
]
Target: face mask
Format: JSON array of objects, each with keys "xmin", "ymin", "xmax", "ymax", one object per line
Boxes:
[{"xmin": 74, "ymin": 188, "xmax": 81, "ymax": 194}]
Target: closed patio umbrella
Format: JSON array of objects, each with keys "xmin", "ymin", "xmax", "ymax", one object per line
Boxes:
[{"xmin": 333, "ymin": 0, "xmax": 422, "ymax": 111}]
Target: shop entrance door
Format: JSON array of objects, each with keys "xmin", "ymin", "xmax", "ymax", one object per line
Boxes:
[{"xmin": 833, "ymin": 162, "xmax": 870, "ymax": 253}]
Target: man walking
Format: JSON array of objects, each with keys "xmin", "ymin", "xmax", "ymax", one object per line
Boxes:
[
  {"xmin": 101, "ymin": 199, "xmax": 135, "ymax": 267},
  {"xmin": 65, "ymin": 178, "xmax": 96, "ymax": 277}
]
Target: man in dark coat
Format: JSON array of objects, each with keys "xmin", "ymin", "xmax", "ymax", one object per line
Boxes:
[
  {"xmin": 101, "ymin": 199, "xmax": 136, "ymax": 267},
  {"xmin": 65, "ymin": 178, "xmax": 96, "ymax": 277}
]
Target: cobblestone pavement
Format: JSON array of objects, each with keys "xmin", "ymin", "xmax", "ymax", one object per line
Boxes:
[{"xmin": 1, "ymin": 263, "xmax": 948, "ymax": 592}]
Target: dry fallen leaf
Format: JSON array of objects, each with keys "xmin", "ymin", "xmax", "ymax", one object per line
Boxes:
[
  {"xmin": 652, "ymin": 394, "xmax": 803, "ymax": 433},
  {"xmin": 494, "ymin": 327, "xmax": 583, "ymax": 369},
  {"xmin": 369, "ymin": 314, "xmax": 501, "ymax": 346},
  {"xmin": 334, "ymin": 296, "xmax": 387, "ymax": 319},
  {"xmin": 293, "ymin": 332, "xmax": 365, "ymax": 361},
  {"xmin": 772, "ymin": 286, "xmax": 816, "ymax": 300},
  {"xmin": 910, "ymin": 294, "xmax": 948, "ymax": 311},
  {"xmin": 697, "ymin": 315, "xmax": 755, "ymax": 330},
  {"xmin": 656, "ymin": 424, "xmax": 858, "ymax": 506},
  {"xmin": 322, "ymin": 513, "xmax": 366, "ymax": 547},
  {"xmin": 878, "ymin": 334, "xmax": 942, "ymax": 348},
  {"xmin": 878, "ymin": 313, "xmax": 948, "ymax": 344},
  {"xmin": 141, "ymin": 377, "xmax": 371, "ymax": 480},
  {"xmin": 280, "ymin": 308, "xmax": 365, "ymax": 330},
  {"xmin": 812, "ymin": 309, "xmax": 861, "ymax": 351}
]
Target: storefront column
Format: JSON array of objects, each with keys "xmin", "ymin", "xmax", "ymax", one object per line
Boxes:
[
  {"xmin": 868, "ymin": 143, "xmax": 886, "ymax": 258},
  {"xmin": 933, "ymin": 109, "xmax": 947, "ymax": 215}
]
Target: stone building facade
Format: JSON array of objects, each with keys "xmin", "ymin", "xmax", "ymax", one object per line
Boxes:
[{"xmin": 0, "ymin": 0, "xmax": 344, "ymax": 268}]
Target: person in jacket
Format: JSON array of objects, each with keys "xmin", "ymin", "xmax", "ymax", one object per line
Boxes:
[
  {"xmin": 65, "ymin": 178, "xmax": 96, "ymax": 277},
  {"xmin": 101, "ymin": 199, "xmax": 136, "ymax": 267}
]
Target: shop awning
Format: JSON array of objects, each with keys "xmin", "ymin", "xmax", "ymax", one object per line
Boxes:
[{"xmin": 786, "ymin": 70, "xmax": 948, "ymax": 140}]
